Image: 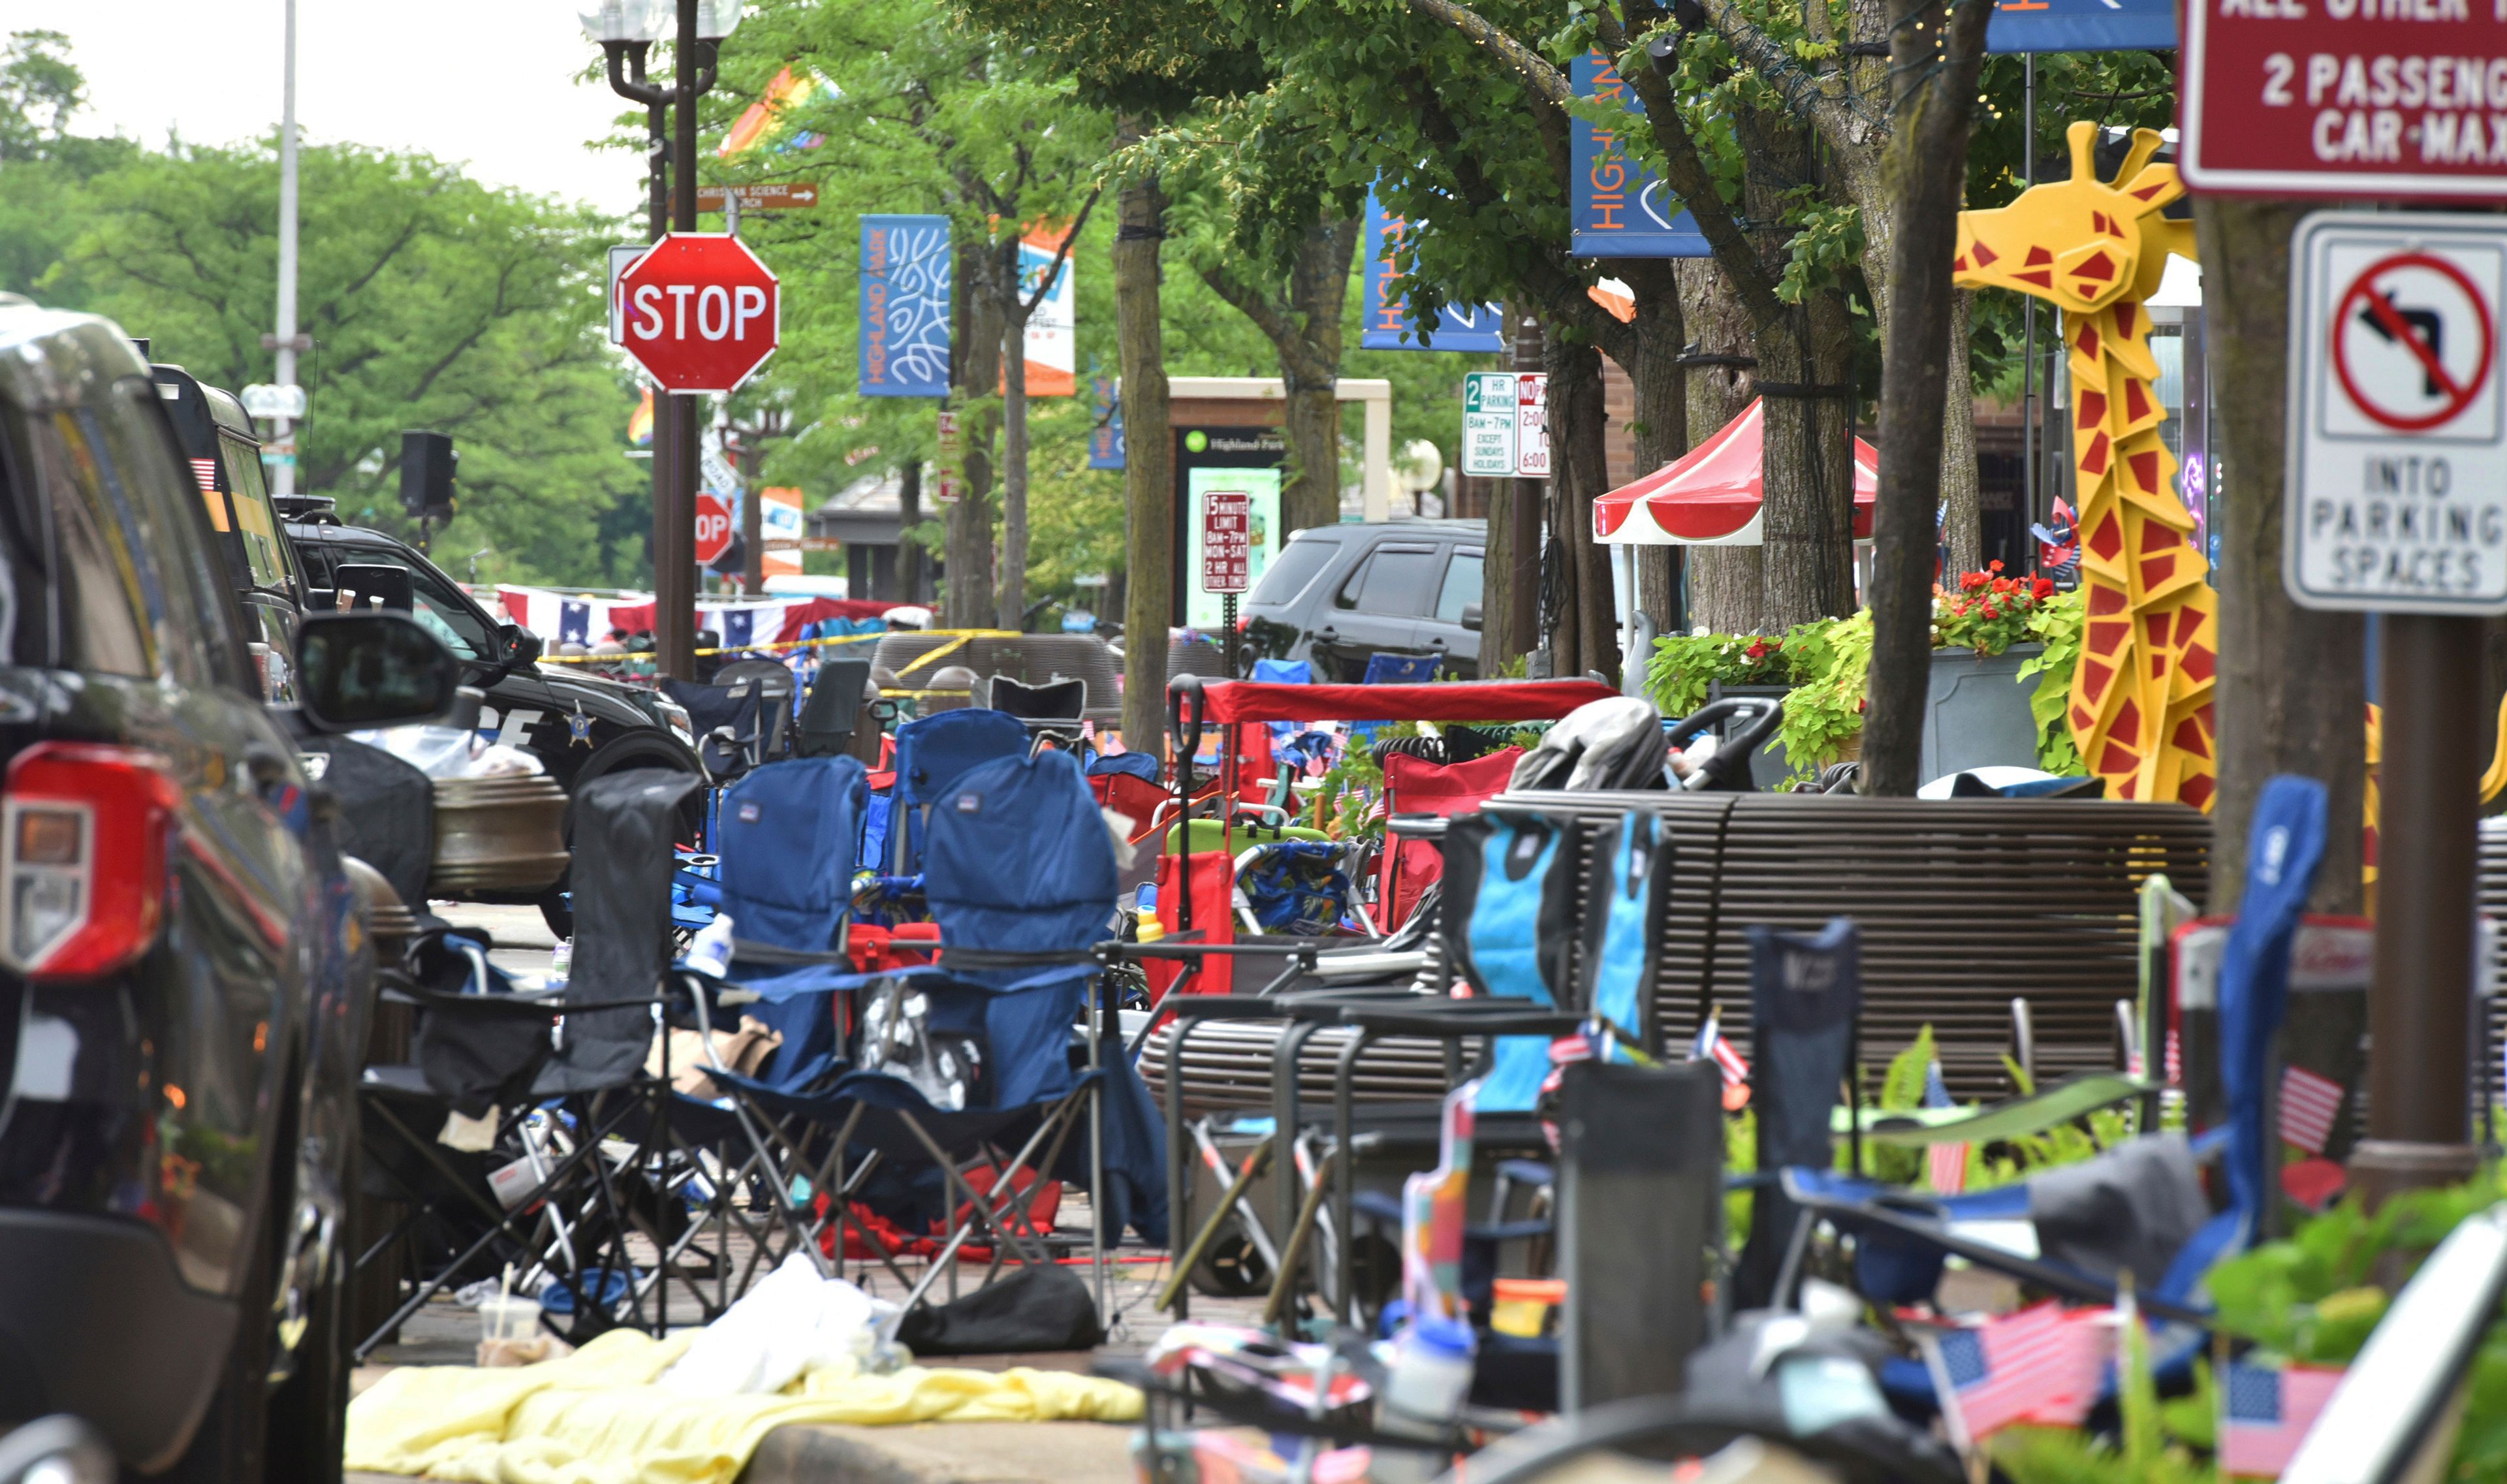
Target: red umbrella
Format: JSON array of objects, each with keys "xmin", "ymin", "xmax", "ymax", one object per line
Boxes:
[{"xmin": 1592, "ymin": 399, "xmax": 1878, "ymax": 545}]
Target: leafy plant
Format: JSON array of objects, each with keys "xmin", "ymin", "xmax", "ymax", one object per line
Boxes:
[
  {"xmin": 2017, "ymin": 586, "xmax": 2087, "ymax": 774},
  {"xmin": 1774, "ymin": 611, "xmax": 1874, "ymax": 780},
  {"xmin": 1646, "ymin": 629, "xmax": 1801, "ymax": 719},
  {"xmin": 1935, "ymin": 563, "xmax": 2059, "ymax": 655}
]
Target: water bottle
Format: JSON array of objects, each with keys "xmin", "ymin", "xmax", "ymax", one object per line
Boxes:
[
  {"xmin": 548, "ymin": 938, "xmax": 573, "ymax": 985},
  {"xmin": 687, "ymin": 914, "xmax": 736, "ymax": 977},
  {"xmin": 1371, "ymin": 1316, "xmax": 1475, "ymax": 1483}
]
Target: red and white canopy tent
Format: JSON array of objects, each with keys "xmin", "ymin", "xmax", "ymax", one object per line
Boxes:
[{"xmin": 1592, "ymin": 398, "xmax": 1878, "ymax": 546}]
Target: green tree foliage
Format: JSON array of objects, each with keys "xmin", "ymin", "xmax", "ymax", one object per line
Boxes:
[{"xmin": 1, "ymin": 34, "xmax": 648, "ymax": 588}]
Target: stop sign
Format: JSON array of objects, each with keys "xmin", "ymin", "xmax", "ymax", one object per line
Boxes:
[
  {"xmin": 618, "ymin": 234, "xmax": 780, "ymax": 393},
  {"xmin": 693, "ymin": 492, "xmax": 735, "ymax": 566}
]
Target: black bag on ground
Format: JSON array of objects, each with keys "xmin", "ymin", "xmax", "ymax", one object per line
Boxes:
[{"xmin": 892, "ymin": 1262, "xmax": 1103, "ymax": 1356}]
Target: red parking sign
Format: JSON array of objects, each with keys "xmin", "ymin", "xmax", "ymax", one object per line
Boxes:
[
  {"xmin": 2181, "ymin": 0, "xmax": 2507, "ymax": 198},
  {"xmin": 618, "ymin": 234, "xmax": 781, "ymax": 393},
  {"xmin": 1202, "ymin": 490, "xmax": 1251, "ymax": 593}
]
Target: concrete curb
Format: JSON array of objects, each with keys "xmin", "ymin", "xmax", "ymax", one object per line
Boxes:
[{"xmin": 737, "ymin": 1421, "xmax": 1136, "ymax": 1484}]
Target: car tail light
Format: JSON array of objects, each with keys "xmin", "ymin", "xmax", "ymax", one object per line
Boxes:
[{"xmin": 2, "ymin": 744, "xmax": 182, "ymax": 979}]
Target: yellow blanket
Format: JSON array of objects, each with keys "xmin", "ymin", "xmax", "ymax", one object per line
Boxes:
[{"xmin": 346, "ymin": 1330, "xmax": 1143, "ymax": 1484}]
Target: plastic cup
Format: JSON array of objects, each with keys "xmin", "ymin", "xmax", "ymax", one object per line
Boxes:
[{"xmin": 479, "ymin": 1293, "xmax": 541, "ymax": 1345}]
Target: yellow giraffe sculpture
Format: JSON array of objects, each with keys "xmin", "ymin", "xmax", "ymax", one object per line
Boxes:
[{"xmin": 1953, "ymin": 123, "xmax": 2216, "ymax": 810}]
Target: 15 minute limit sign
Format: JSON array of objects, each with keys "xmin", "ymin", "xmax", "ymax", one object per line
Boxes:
[{"xmin": 2183, "ymin": 0, "xmax": 2507, "ymax": 197}]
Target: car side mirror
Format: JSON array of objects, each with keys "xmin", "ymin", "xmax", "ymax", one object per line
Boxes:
[
  {"xmin": 497, "ymin": 622, "xmax": 543, "ymax": 669},
  {"xmin": 1460, "ymin": 603, "xmax": 1483, "ymax": 631},
  {"xmin": 293, "ymin": 612, "xmax": 462, "ymax": 733}
]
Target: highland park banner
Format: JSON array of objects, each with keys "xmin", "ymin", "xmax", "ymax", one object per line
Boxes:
[
  {"xmin": 1571, "ymin": 52, "xmax": 1712, "ymax": 259},
  {"xmin": 1362, "ymin": 189, "xmax": 1505, "ymax": 352},
  {"xmin": 859, "ymin": 215, "xmax": 952, "ymax": 397}
]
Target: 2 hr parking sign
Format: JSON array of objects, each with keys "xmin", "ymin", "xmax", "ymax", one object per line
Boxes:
[{"xmin": 2285, "ymin": 212, "xmax": 2507, "ymax": 612}]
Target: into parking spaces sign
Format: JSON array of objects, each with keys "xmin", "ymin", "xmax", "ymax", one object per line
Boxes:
[
  {"xmin": 1462, "ymin": 373, "xmax": 1517, "ymax": 476},
  {"xmin": 2286, "ymin": 212, "xmax": 2507, "ymax": 612}
]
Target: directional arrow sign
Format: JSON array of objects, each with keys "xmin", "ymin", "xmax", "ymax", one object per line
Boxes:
[
  {"xmin": 618, "ymin": 233, "xmax": 781, "ymax": 394},
  {"xmin": 2286, "ymin": 212, "xmax": 2507, "ymax": 614}
]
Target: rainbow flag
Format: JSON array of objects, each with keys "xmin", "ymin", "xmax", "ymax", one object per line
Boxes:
[
  {"xmin": 719, "ymin": 67, "xmax": 824, "ymax": 157},
  {"xmin": 627, "ymin": 387, "xmax": 654, "ymax": 448}
]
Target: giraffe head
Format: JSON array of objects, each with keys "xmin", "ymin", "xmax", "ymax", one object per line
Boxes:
[{"xmin": 1954, "ymin": 123, "xmax": 2187, "ymax": 315}]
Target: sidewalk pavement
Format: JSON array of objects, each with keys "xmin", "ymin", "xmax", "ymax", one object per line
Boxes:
[{"xmin": 347, "ymin": 1415, "xmax": 1135, "ymax": 1484}]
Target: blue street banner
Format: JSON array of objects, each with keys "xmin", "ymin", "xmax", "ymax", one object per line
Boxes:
[
  {"xmin": 1985, "ymin": 0, "xmax": 2174, "ymax": 54},
  {"xmin": 1089, "ymin": 362, "xmax": 1125, "ymax": 469},
  {"xmin": 1571, "ymin": 52, "xmax": 1711, "ymax": 259},
  {"xmin": 1363, "ymin": 190, "xmax": 1505, "ymax": 352},
  {"xmin": 859, "ymin": 215, "xmax": 952, "ymax": 397}
]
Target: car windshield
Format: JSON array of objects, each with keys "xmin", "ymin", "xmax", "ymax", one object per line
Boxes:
[{"xmin": 1250, "ymin": 535, "xmax": 1336, "ymax": 605}]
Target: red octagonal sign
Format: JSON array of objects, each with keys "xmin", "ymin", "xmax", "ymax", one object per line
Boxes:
[
  {"xmin": 693, "ymin": 492, "xmax": 735, "ymax": 566},
  {"xmin": 619, "ymin": 234, "xmax": 780, "ymax": 394}
]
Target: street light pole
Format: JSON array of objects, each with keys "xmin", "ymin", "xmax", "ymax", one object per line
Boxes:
[
  {"xmin": 590, "ymin": 0, "xmax": 734, "ymax": 680},
  {"xmin": 270, "ymin": 0, "xmax": 302, "ymax": 497}
]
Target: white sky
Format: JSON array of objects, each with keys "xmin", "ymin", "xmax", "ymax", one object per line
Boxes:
[{"xmin": 20, "ymin": 1, "xmax": 644, "ymax": 208}]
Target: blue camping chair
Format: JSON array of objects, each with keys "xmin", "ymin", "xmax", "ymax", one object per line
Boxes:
[
  {"xmin": 1363, "ymin": 652, "xmax": 1442, "ymax": 685},
  {"xmin": 882, "ymin": 707, "xmax": 1030, "ymax": 876},
  {"xmin": 721, "ymin": 746, "xmax": 1168, "ymax": 1337},
  {"xmin": 1769, "ymin": 777, "xmax": 2333, "ymax": 1411}
]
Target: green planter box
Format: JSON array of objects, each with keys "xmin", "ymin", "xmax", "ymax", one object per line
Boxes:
[{"xmin": 1920, "ymin": 644, "xmax": 2045, "ymax": 782}]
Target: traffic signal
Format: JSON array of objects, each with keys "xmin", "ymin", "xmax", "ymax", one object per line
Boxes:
[{"xmin": 399, "ymin": 430, "xmax": 456, "ymax": 520}]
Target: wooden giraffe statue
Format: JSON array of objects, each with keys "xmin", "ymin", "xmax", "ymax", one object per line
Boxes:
[{"xmin": 1954, "ymin": 123, "xmax": 2216, "ymax": 810}]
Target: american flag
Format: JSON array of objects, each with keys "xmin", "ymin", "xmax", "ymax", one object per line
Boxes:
[
  {"xmin": 1923, "ymin": 1304, "xmax": 2113, "ymax": 1444},
  {"xmin": 2220, "ymin": 1361, "xmax": 2344, "ymax": 1477},
  {"xmin": 1361, "ymin": 787, "xmax": 1387, "ymax": 827},
  {"xmin": 2164, "ymin": 1026, "xmax": 2181, "ymax": 1085},
  {"xmin": 2280, "ymin": 1064, "xmax": 2345, "ymax": 1155},
  {"xmin": 1923, "ymin": 1059, "xmax": 1969, "ymax": 1195},
  {"xmin": 189, "ymin": 457, "xmax": 219, "ymax": 496},
  {"xmin": 1692, "ymin": 1013, "xmax": 1752, "ymax": 1109}
]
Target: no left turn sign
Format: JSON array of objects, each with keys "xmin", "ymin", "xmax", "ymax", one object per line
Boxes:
[
  {"xmin": 2329, "ymin": 251, "xmax": 2497, "ymax": 435},
  {"xmin": 2288, "ymin": 213, "xmax": 2507, "ymax": 613}
]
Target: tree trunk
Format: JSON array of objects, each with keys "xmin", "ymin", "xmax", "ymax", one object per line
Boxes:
[
  {"xmin": 1115, "ymin": 136, "xmax": 1175, "ymax": 750},
  {"xmin": 1482, "ymin": 306, "xmax": 1543, "ymax": 676},
  {"xmin": 999, "ymin": 238, "xmax": 1032, "ymax": 631},
  {"xmin": 2194, "ymin": 196, "xmax": 2366, "ymax": 915},
  {"xmin": 950, "ymin": 244, "xmax": 1005, "ymax": 627},
  {"xmin": 1746, "ymin": 120, "xmax": 1844, "ymax": 633},
  {"xmin": 1680, "ymin": 260, "xmax": 1763, "ymax": 634},
  {"xmin": 898, "ymin": 458, "xmax": 928, "ymax": 602},
  {"xmin": 1283, "ymin": 215, "xmax": 1359, "ymax": 535},
  {"xmin": 1545, "ymin": 330, "xmax": 1618, "ymax": 685},
  {"xmin": 1857, "ymin": 0, "xmax": 1991, "ymax": 797},
  {"xmin": 1940, "ymin": 292, "xmax": 1983, "ymax": 575},
  {"xmin": 1621, "ymin": 268, "xmax": 1689, "ymax": 638}
]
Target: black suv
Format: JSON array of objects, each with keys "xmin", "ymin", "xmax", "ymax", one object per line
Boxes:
[
  {"xmin": 0, "ymin": 301, "xmax": 462, "ymax": 1479},
  {"xmin": 1242, "ymin": 519, "xmax": 1485, "ymax": 680},
  {"xmin": 277, "ymin": 507, "xmax": 702, "ymax": 802},
  {"xmin": 151, "ymin": 367, "xmax": 704, "ymax": 804}
]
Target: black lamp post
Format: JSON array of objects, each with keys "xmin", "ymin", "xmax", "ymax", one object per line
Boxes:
[{"xmin": 582, "ymin": 0, "xmax": 741, "ymax": 680}]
